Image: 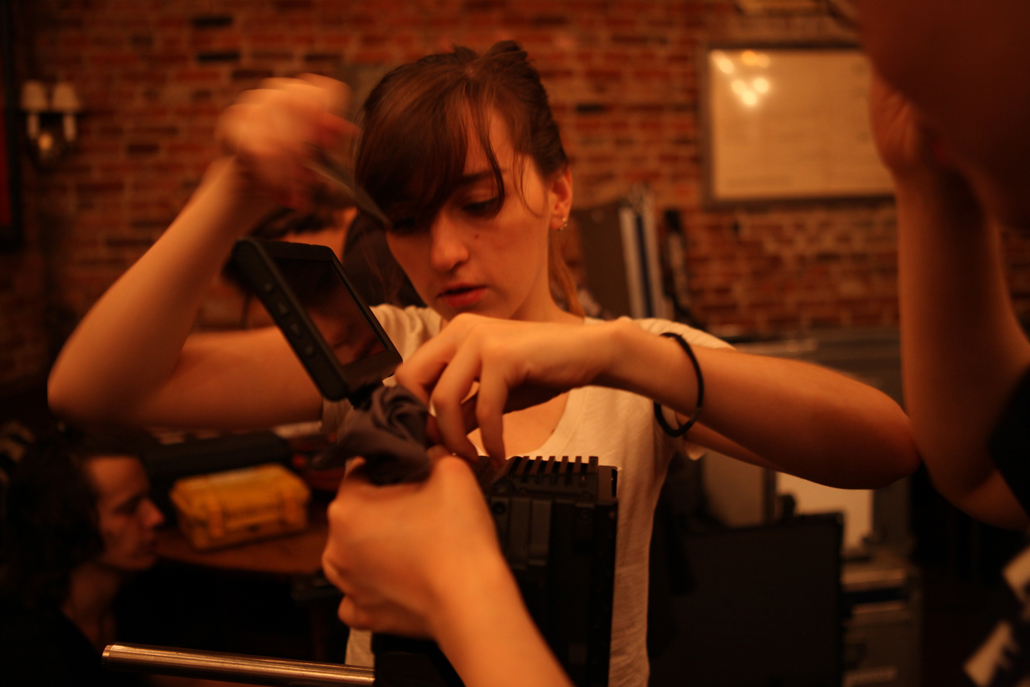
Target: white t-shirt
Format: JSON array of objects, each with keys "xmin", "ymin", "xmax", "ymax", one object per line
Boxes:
[{"xmin": 324, "ymin": 305, "xmax": 731, "ymax": 687}]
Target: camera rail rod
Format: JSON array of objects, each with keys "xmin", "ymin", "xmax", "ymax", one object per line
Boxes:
[{"xmin": 103, "ymin": 643, "xmax": 375, "ymax": 686}]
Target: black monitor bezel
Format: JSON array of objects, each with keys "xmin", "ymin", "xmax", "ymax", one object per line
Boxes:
[{"xmin": 230, "ymin": 237, "xmax": 402, "ymax": 402}]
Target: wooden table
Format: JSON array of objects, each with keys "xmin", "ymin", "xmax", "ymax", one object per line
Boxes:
[
  {"xmin": 155, "ymin": 507, "xmax": 329, "ymax": 576},
  {"xmin": 154, "ymin": 506, "xmax": 343, "ymax": 661}
]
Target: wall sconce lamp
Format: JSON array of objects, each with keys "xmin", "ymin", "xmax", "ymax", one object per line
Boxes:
[{"xmin": 20, "ymin": 79, "xmax": 82, "ymax": 167}]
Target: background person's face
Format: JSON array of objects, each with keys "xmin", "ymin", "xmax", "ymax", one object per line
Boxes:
[{"xmin": 85, "ymin": 455, "xmax": 165, "ymax": 573}]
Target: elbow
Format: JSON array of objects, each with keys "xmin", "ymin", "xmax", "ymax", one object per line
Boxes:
[
  {"xmin": 831, "ymin": 443, "xmax": 920, "ymax": 490},
  {"xmin": 934, "ymin": 476, "xmax": 1030, "ymax": 532},
  {"xmin": 852, "ymin": 389, "xmax": 923, "ymax": 486},
  {"xmin": 874, "ymin": 422, "xmax": 922, "ymax": 487},
  {"xmin": 814, "ymin": 400, "xmax": 922, "ymax": 489},
  {"xmin": 47, "ymin": 369, "xmax": 92, "ymax": 426},
  {"xmin": 867, "ymin": 448, "xmax": 921, "ymax": 489},
  {"xmin": 864, "ymin": 420, "xmax": 922, "ymax": 489},
  {"xmin": 921, "ymin": 455, "xmax": 1030, "ymax": 531},
  {"xmin": 47, "ymin": 367, "xmax": 124, "ymax": 427}
]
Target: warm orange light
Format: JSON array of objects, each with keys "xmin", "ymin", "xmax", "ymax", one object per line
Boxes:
[{"xmin": 712, "ymin": 51, "xmax": 735, "ymax": 74}]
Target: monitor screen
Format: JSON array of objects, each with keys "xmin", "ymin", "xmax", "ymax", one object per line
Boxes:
[
  {"xmin": 270, "ymin": 253, "xmax": 388, "ymax": 368},
  {"xmin": 230, "ymin": 237, "xmax": 401, "ymax": 402}
]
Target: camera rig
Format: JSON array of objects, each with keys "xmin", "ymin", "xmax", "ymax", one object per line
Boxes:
[{"xmin": 374, "ymin": 454, "xmax": 618, "ymax": 687}]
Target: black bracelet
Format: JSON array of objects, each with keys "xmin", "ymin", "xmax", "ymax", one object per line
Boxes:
[{"xmin": 653, "ymin": 332, "xmax": 704, "ymax": 438}]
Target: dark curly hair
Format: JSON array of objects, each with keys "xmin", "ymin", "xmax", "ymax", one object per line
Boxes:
[{"xmin": 0, "ymin": 430, "xmax": 150, "ymax": 610}]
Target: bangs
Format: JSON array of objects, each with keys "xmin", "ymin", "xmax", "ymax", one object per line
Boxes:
[{"xmin": 355, "ymin": 61, "xmax": 510, "ymax": 232}]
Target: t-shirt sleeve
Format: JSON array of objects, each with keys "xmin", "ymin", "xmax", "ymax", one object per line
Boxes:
[
  {"xmin": 989, "ymin": 366, "xmax": 1030, "ymax": 517},
  {"xmin": 628, "ymin": 317, "xmax": 735, "ymax": 351}
]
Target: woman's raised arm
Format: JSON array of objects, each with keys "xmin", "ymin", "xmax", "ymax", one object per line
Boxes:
[
  {"xmin": 868, "ymin": 71, "xmax": 1030, "ymax": 530},
  {"xmin": 48, "ymin": 76, "xmax": 350, "ymax": 430}
]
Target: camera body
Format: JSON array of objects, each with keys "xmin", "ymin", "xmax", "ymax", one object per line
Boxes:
[
  {"xmin": 373, "ymin": 455, "xmax": 618, "ymax": 687},
  {"xmin": 490, "ymin": 455, "xmax": 617, "ymax": 687}
]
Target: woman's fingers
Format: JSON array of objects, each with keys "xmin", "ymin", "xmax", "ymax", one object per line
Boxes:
[
  {"xmin": 321, "ymin": 548, "xmax": 352, "ymax": 597},
  {"xmin": 335, "ymin": 596, "xmax": 370, "ymax": 629},
  {"xmin": 474, "ymin": 367, "xmax": 511, "ymax": 465},
  {"xmin": 424, "ymin": 396, "xmax": 481, "ymax": 465},
  {"xmin": 396, "ymin": 321, "xmax": 484, "ymax": 460},
  {"xmin": 337, "ymin": 596, "xmax": 429, "ymax": 638},
  {"xmin": 394, "ymin": 320, "xmax": 472, "ymax": 403},
  {"xmin": 299, "ymin": 73, "xmax": 351, "ymax": 145},
  {"xmin": 429, "ymin": 342, "xmax": 490, "ymax": 461},
  {"xmin": 399, "ymin": 315, "xmax": 598, "ymax": 462},
  {"xmin": 215, "ymin": 74, "xmax": 351, "ymax": 208}
]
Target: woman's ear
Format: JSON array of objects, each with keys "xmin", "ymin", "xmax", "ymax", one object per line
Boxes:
[{"xmin": 548, "ymin": 167, "xmax": 574, "ymax": 231}]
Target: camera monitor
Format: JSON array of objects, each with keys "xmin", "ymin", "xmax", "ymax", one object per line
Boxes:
[{"xmin": 230, "ymin": 237, "xmax": 402, "ymax": 403}]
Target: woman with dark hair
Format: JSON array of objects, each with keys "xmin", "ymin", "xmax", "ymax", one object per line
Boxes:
[
  {"xmin": 0, "ymin": 433, "xmax": 164, "ymax": 686},
  {"xmin": 48, "ymin": 42, "xmax": 918, "ymax": 687}
]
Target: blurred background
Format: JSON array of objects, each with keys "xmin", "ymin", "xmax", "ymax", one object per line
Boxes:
[{"xmin": 2, "ymin": 1, "xmax": 1029, "ymax": 686}]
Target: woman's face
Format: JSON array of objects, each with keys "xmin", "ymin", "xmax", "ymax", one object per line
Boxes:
[
  {"xmin": 385, "ymin": 113, "xmax": 572, "ymax": 323},
  {"xmin": 85, "ymin": 456, "xmax": 165, "ymax": 573}
]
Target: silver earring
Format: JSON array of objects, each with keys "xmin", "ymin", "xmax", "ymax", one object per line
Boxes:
[{"xmin": 560, "ymin": 217, "xmax": 568, "ymax": 232}]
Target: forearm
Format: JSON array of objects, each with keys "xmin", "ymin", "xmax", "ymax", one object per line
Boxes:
[
  {"xmin": 894, "ymin": 171, "xmax": 1030, "ymax": 527},
  {"xmin": 48, "ymin": 158, "xmax": 275, "ymax": 425},
  {"xmin": 432, "ymin": 556, "xmax": 572, "ymax": 687},
  {"xmin": 597, "ymin": 321, "xmax": 919, "ymax": 488}
]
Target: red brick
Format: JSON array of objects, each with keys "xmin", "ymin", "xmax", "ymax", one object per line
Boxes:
[{"xmin": 2, "ymin": 0, "xmax": 1010, "ymax": 350}]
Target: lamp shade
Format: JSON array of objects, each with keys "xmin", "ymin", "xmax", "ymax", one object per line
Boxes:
[
  {"xmin": 20, "ymin": 80, "xmax": 48, "ymax": 112},
  {"xmin": 51, "ymin": 82, "xmax": 82, "ymax": 113}
]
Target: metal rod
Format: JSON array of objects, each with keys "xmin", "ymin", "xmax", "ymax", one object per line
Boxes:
[{"xmin": 103, "ymin": 643, "xmax": 375, "ymax": 686}]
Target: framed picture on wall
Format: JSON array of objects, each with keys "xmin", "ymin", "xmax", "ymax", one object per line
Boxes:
[
  {"xmin": 0, "ymin": 0, "xmax": 22, "ymax": 251},
  {"xmin": 702, "ymin": 43, "xmax": 893, "ymax": 206}
]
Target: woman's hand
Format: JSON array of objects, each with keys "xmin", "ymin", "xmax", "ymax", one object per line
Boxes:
[
  {"xmin": 215, "ymin": 74, "xmax": 353, "ymax": 211},
  {"xmin": 868, "ymin": 69, "xmax": 930, "ymax": 171},
  {"xmin": 322, "ymin": 449, "xmax": 508, "ymax": 638},
  {"xmin": 48, "ymin": 78, "xmax": 353, "ymax": 429},
  {"xmin": 869, "ymin": 67, "xmax": 985, "ymax": 232},
  {"xmin": 868, "ymin": 68, "xmax": 955, "ymax": 182},
  {"xmin": 395, "ymin": 314, "xmax": 612, "ymax": 464},
  {"xmin": 321, "ymin": 449, "xmax": 574, "ymax": 687}
]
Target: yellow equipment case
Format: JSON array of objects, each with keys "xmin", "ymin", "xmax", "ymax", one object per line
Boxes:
[{"xmin": 170, "ymin": 463, "xmax": 310, "ymax": 551}]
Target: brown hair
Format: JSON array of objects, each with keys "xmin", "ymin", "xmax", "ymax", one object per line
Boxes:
[
  {"xmin": 0, "ymin": 429, "xmax": 151, "ymax": 609},
  {"xmin": 355, "ymin": 41, "xmax": 583, "ymax": 316}
]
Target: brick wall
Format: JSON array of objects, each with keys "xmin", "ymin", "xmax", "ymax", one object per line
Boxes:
[
  {"xmin": 0, "ymin": 226, "xmax": 49, "ymax": 388},
  {"xmin": 4, "ymin": 0, "xmax": 1029, "ymax": 386},
  {"xmin": 1, "ymin": 6, "xmax": 48, "ymax": 388}
]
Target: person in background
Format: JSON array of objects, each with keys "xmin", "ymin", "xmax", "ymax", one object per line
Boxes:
[
  {"xmin": 0, "ymin": 431, "xmax": 253, "ymax": 687},
  {"xmin": 0, "ymin": 431, "xmax": 164, "ymax": 686},
  {"xmin": 47, "ymin": 42, "xmax": 919, "ymax": 687}
]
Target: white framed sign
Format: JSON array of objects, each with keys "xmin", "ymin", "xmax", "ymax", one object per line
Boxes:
[{"xmin": 704, "ymin": 45, "xmax": 893, "ymax": 204}]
